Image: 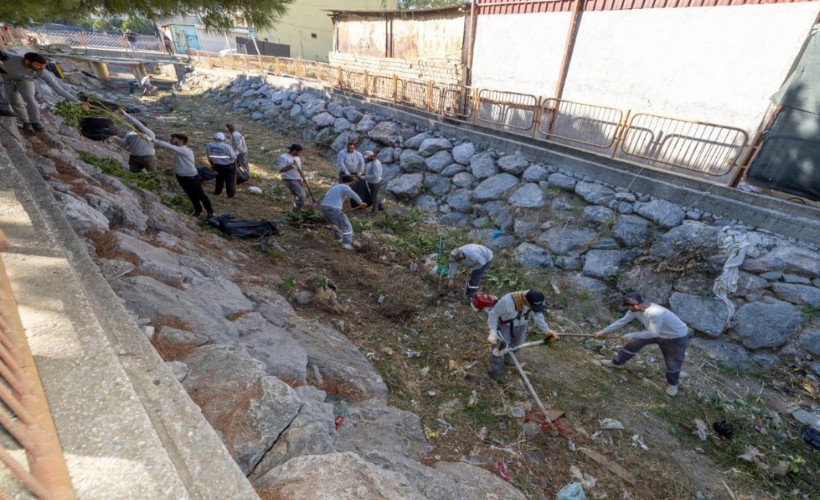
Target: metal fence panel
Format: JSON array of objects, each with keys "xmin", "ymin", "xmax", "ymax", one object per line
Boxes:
[
  {"xmin": 538, "ymin": 99, "xmax": 623, "ymax": 149},
  {"xmin": 476, "ymin": 90, "xmax": 538, "ymax": 131}
]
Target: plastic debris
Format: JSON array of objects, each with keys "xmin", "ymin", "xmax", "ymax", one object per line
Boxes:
[
  {"xmin": 556, "ymin": 482, "xmax": 586, "ymax": 500},
  {"xmin": 404, "ymin": 349, "xmax": 421, "ymax": 358},
  {"xmin": 631, "ymin": 434, "xmax": 649, "ymax": 451},
  {"xmin": 436, "ymin": 418, "xmax": 452, "ymax": 436},
  {"xmin": 377, "ymin": 294, "xmax": 385, "ymax": 305},
  {"xmin": 334, "ymin": 415, "xmax": 344, "ymax": 430},
  {"xmin": 466, "ymin": 390, "xmax": 478, "ymax": 409},
  {"xmin": 247, "ymin": 186, "xmax": 262, "ymax": 194},
  {"xmin": 510, "ymin": 406, "xmax": 526, "ymax": 418},
  {"xmin": 738, "ymin": 446, "xmax": 765, "ymax": 463},
  {"xmin": 599, "ymin": 418, "xmax": 625, "ymax": 430},
  {"xmin": 568, "ymin": 440, "xmax": 577, "ymax": 452},
  {"xmin": 713, "ymin": 421, "xmax": 734, "ymax": 440},
  {"xmin": 694, "ymin": 419, "xmax": 708, "ymax": 441},
  {"xmin": 419, "ymin": 366, "xmax": 430, "ymax": 377},
  {"xmin": 492, "ymin": 461, "xmax": 511, "ymax": 482},
  {"xmin": 477, "ymin": 426, "xmax": 488, "ymax": 441},
  {"xmin": 427, "ymin": 391, "xmax": 437, "ymax": 397},
  {"xmin": 570, "ymin": 465, "xmax": 598, "ymax": 490}
]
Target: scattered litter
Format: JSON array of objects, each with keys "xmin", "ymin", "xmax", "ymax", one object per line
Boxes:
[
  {"xmin": 436, "ymin": 418, "xmax": 452, "ymax": 436},
  {"xmin": 427, "ymin": 390, "xmax": 437, "ymax": 397},
  {"xmin": 466, "ymin": 390, "xmax": 478, "ymax": 409},
  {"xmin": 247, "ymin": 186, "xmax": 262, "ymax": 194},
  {"xmin": 492, "ymin": 461, "xmax": 511, "ymax": 482},
  {"xmin": 510, "ymin": 406, "xmax": 526, "ymax": 418},
  {"xmin": 568, "ymin": 440, "xmax": 577, "ymax": 452},
  {"xmin": 570, "ymin": 465, "xmax": 598, "ymax": 490},
  {"xmin": 377, "ymin": 295, "xmax": 385, "ymax": 305},
  {"xmin": 556, "ymin": 481, "xmax": 586, "ymax": 500},
  {"xmin": 647, "ymin": 355, "xmax": 656, "ymax": 363},
  {"xmin": 801, "ymin": 427, "xmax": 820, "ymax": 449},
  {"xmin": 334, "ymin": 415, "xmax": 344, "ymax": 430},
  {"xmin": 580, "ymin": 447, "xmax": 636, "ymax": 485},
  {"xmin": 694, "ymin": 419, "xmax": 708, "ymax": 441},
  {"xmin": 404, "ymin": 349, "xmax": 421, "ymax": 358},
  {"xmin": 424, "ymin": 426, "xmax": 439, "ymax": 439},
  {"xmin": 143, "ymin": 325, "xmax": 155, "ymax": 338},
  {"xmin": 464, "ymin": 360, "xmax": 478, "ymax": 370},
  {"xmin": 409, "ymin": 262, "xmax": 418, "ymax": 272},
  {"xmin": 753, "ymin": 424, "xmax": 767, "ymax": 435},
  {"xmin": 419, "ymin": 366, "xmax": 430, "ymax": 377},
  {"xmin": 738, "ymin": 446, "xmax": 765, "ymax": 463},
  {"xmin": 476, "ymin": 426, "xmax": 488, "ymax": 441},
  {"xmin": 599, "ymin": 418, "xmax": 625, "ymax": 430},
  {"xmin": 713, "ymin": 421, "xmax": 734, "ymax": 440},
  {"xmin": 381, "ymin": 347, "xmax": 394, "ymax": 356},
  {"xmin": 631, "ymin": 434, "xmax": 649, "ymax": 451}
]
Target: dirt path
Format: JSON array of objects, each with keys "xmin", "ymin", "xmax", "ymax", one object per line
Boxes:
[{"xmin": 122, "ymin": 87, "xmax": 819, "ymax": 499}]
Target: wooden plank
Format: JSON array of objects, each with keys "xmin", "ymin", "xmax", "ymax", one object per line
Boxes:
[{"xmin": 580, "ymin": 447, "xmax": 636, "ymax": 485}]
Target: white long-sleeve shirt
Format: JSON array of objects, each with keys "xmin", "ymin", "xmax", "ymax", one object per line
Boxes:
[
  {"xmin": 337, "ymin": 149, "xmax": 364, "ymax": 176},
  {"xmin": 0, "ymin": 53, "xmax": 79, "ymax": 103},
  {"xmin": 365, "ymin": 159, "xmax": 383, "ymax": 184},
  {"xmin": 601, "ymin": 303, "xmax": 688, "ymax": 339},
  {"xmin": 321, "ymin": 184, "xmax": 362, "ymax": 210},
  {"xmin": 230, "ymin": 130, "xmax": 248, "ymax": 154},
  {"xmin": 153, "ymin": 140, "xmax": 197, "ymax": 177},
  {"xmin": 487, "ymin": 291, "xmax": 551, "ymax": 333},
  {"xmin": 277, "ymin": 153, "xmax": 302, "ymax": 181},
  {"xmin": 113, "ymin": 113, "xmax": 155, "ymax": 156},
  {"xmin": 448, "ymin": 244, "xmax": 493, "ymax": 279},
  {"xmin": 206, "ymin": 141, "xmax": 236, "ymax": 166}
]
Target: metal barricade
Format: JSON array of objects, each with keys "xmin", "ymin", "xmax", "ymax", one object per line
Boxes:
[
  {"xmin": 0, "ymin": 239, "xmax": 75, "ymax": 498},
  {"xmin": 538, "ymin": 98, "xmax": 624, "ymax": 149},
  {"xmin": 397, "ymin": 79, "xmax": 429, "ymax": 109},
  {"xmin": 369, "ymin": 75, "xmax": 396, "ymax": 101},
  {"xmin": 620, "ymin": 113, "xmax": 749, "ymax": 176},
  {"xmin": 341, "ymin": 70, "xmax": 366, "ymax": 93},
  {"xmin": 475, "ymin": 90, "xmax": 539, "ymax": 131}
]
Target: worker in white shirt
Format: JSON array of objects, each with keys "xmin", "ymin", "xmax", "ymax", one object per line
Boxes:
[
  {"xmin": 277, "ymin": 144, "xmax": 306, "ymax": 209},
  {"xmin": 226, "ymin": 124, "xmax": 250, "ymax": 180},
  {"xmin": 594, "ymin": 293, "xmax": 690, "ymax": 397},
  {"xmin": 336, "ymin": 141, "xmax": 364, "ymax": 182},
  {"xmin": 447, "ymin": 244, "xmax": 493, "ymax": 299},
  {"xmin": 320, "ymin": 175, "xmax": 364, "ymax": 250}
]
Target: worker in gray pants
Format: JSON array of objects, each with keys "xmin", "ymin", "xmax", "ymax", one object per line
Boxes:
[
  {"xmin": 594, "ymin": 293, "xmax": 690, "ymax": 397},
  {"xmin": 277, "ymin": 144, "xmax": 306, "ymax": 209},
  {"xmin": 0, "ymin": 51, "xmax": 79, "ymax": 131},
  {"xmin": 320, "ymin": 175, "xmax": 363, "ymax": 250},
  {"xmin": 447, "ymin": 243, "xmax": 494, "ymax": 299}
]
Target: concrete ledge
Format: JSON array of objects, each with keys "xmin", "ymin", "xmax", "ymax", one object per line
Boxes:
[
  {"xmin": 0, "ymin": 134, "xmax": 256, "ymax": 498},
  {"xmin": 264, "ymin": 77, "xmax": 818, "ymax": 245}
]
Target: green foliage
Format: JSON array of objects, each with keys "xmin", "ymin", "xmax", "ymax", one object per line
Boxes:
[
  {"xmin": 281, "ymin": 276, "xmax": 296, "ymax": 291},
  {"xmin": 160, "ymin": 194, "xmax": 189, "ymax": 213},
  {"xmin": 2, "ymin": 0, "xmax": 294, "ymax": 32},
  {"xmin": 78, "ymin": 151, "xmax": 159, "ymax": 192},
  {"xmin": 91, "ymin": 17, "xmax": 121, "ymax": 32},
  {"xmin": 121, "ymin": 16, "xmax": 156, "ymax": 35}
]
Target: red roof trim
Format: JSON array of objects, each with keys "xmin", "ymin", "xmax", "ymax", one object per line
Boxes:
[{"xmin": 477, "ymin": 0, "xmax": 816, "ymax": 14}]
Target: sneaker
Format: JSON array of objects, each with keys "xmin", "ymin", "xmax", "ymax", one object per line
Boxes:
[
  {"xmin": 31, "ymin": 123, "xmax": 44, "ymax": 132},
  {"xmin": 206, "ymin": 212, "xmax": 215, "ymax": 218},
  {"xmin": 341, "ymin": 243, "xmax": 353, "ymax": 250},
  {"xmin": 598, "ymin": 360, "xmax": 625, "ymax": 369},
  {"xmin": 192, "ymin": 211, "xmax": 202, "ymax": 217},
  {"xmin": 20, "ymin": 122, "xmax": 34, "ymax": 132},
  {"xmin": 666, "ymin": 384, "xmax": 679, "ymax": 397}
]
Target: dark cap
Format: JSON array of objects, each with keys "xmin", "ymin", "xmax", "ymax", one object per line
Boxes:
[
  {"xmin": 623, "ymin": 293, "xmax": 644, "ymax": 306},
  {"xmin": 525, "ymin": 290, "xmax": 546, "ymax": 313},
  {"xmin": 289, "ymin": 143, "xmax": 303, "ymax": 151}
]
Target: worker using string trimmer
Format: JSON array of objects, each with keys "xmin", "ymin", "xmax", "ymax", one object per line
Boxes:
[{"xmin": 472, "ymin": 290, "xmax": 559, "ymax": 383}]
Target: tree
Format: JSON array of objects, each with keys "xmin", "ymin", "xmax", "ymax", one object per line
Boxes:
[
  {"xmin": 121, "ymin": 16, "xmax": 156, "ymax": 35},
  {"xmin": 397, "ymin": 0, "xmax": 463, "ymax": 9},
  {"xmin": 0, "ymin": 0, "xmax": 293, "ymax": 32}
]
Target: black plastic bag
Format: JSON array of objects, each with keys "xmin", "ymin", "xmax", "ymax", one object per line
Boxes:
[
  {"xmin": 197, "ymin": 166, "xmax": 216, "ymax": 181},
  {"xmin": 80, "ymin": 117, "xmax": 118, "ymax": 141},
  {"xmin": 236, "ymin": 163, "xmax": 249, "ymax": 184},
  {"xmin": 207, "ymin": 213, "xmax": 278, "ymax": 238}
]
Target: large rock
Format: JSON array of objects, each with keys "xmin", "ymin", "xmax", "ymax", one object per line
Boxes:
[
  {"xmin": 741, "ymin": 246, "xmax": 820, "ymax": 278},
  {"xmin": 356, "ymin": 116, "xmax": 378, "ymax": 133},
  {"xmin": 538, "ymin": 227, "xmax": 597, "ymax": 255},
  {"xmin": 441, "ymin": 163, "xmax": 466, "ymax": 177},
  {"xmin": 799, "ymin": 330, "xmax": 820, "ymax": 356},
  {"xmin": 254, "ymin": 452, "xmax": 423, "ymax": 498},
  {"xmin": 415, "ymin": 194, "xmax": 438, "ymax": 212},
  {"xmin": 497, "ymin": 154, "xmax": 529, "ymax": 174},
  {"xmin": 574, "ymin": 181, "xmax": 615, "ymax": 205},
  {"xmin": 771, "ymin": 283, "xmax": 820, "ymax": 306},
  {"xmin": 387, "ymin": 174, "xmax": 424, "ymax": 199},
  {"xmin": 616, "ymin": 264, "xmax": 674, "ymax": 303},
  {"xmin": 234, "ymin": 312, "xmax": 309, "ymax": 382},
  {"xmin": 56, "ymin": 192, "xmax": 109, "ymax": 236},
  {"xmin": 301, "ymin": 99, "xmax": 326, "ymax": 118},
  {"xmin": 418, "ymin": 138, "xmax": 453, "ymax": 157},
  {"xmin": 515, "ymin": 243, "xmax": 553, "ymax": 268},
  {"xmin": 635, "ymin": 199, "xmax": 685, "ymax": 228},
  {"xmin": 547, "ymin": 173, "xmax": 577, "ymax": 191},
  {"xmin": 82, "ymin": 184, "xmax": 149, "ymax": 232},
  {"xmin": 311, "ymin": 112, "xmax": 335, "ymax": 127},
  {"xmin": 445, "ymin": 189, "xmax": 473, "ymax": 212},
  {"xmin": 335, "ymin": 398, "xmax": 430, "ymax": 460},
  {"xmin": 112, "ymin": 231, "xmax": 197, "ymax": 286},
  {"xmin": 691, "ymin": 339, "xmax": 754, "ymax": 370},
  {"xmin": 583, "ymin": 206, "xmax": 615, "ymax": 224},
  {"xmin": 650, "ymin": 221, "xmax": 720, "ymax": 258},
  {"xmin": 182, "ymin": 345, "xmax": 302, "ymax": 474},
  {"xmin": 471, "ymin": 174, "xmax": 518, "ymax": 202},
  {"xmin": 508, "ymin": 183, "xmax": 544, "ymax": 208},
  {"xmin": 735, "ymin": 272, "xmax": 769, "ymax": 297},
  {"xmin": 550, "ymin": 193, "xmax": 580, "ymax": 213},
  {"xmin": 567, "ymin": 274, "xmax": 612, "ymax": 295},
  {"xmin": 423, "ymin": 174, "xmax": 450, "ymax": 197},
  {"xmin": 583, "ymin": 250, "xmax": 625, "ymax": 279},
  {"xmin": 404, "ymin": 132, "xmax": 431, "ymax": 149},
  {"xmin": 331, "ymin": 131, "xmax": 360, "ymax": 153},
  {"xmin": 368, "ymin": 121, "xmax": 404, "ymax": 146},
  {"xmin": 359, "ymin": 451, "xmax": 461, "ymax": 500},
  {"xmin": 482, "ymin": 201, "xmax": 514, "ymax": 230},
  {"xmin": 522, "ymin": 164, "xmax": 550, "ymax": 182},
  {"xmin": 669, "ymin": 292, "xmax": 729, "ymax": 337},
  {"xmin": 434, "ymin": 462, "xmax": 528, "ymax": 500},
  {"xmin": 470, "ymin": 153, "xmax": 497, "ymax": 179},
  {"xmin": 612, "ymin": 214, "xmax": 654, "ymax": 248},
  {"xmin": 452, "ymin": 142, "xmax": 475, "ymax": 164},
  {"xmin": 326, "ymin": 101, "xmax": 345, "ymax": 117},
  {"xmin": 425, "ymin": 150, "xmax": 454, "ymax": 173},
  {"xmin": 377, "ymin": 147, "xmax": 396, "ymax": 164},
  {"xmin": 452, "ymin": 172, "xmax": 475, "ymax": 188},
  {"xmin": 333, "ymin": 118, "xmax": 353, "ymax": 133},
  {"xmin": 733, "ymin": 300, "xmax": 802, "ymax": 349},
  {"xmin": 399, "ymin": 150, "xmax": 426, "ymax": 173}
]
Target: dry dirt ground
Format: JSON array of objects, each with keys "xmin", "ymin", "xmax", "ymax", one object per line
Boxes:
[{"xmin": 68, "ymin": 82, "xmax": 819, "ymax": 499}]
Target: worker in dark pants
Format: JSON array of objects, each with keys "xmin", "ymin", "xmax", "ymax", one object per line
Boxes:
[
  {"xmin": 206, "ymin": 132, "xmax": 237, "ymax": 198},
  {"xmin": 447, "ymin": 244, "xmax": 493, "ymax": 299},
  {"xmin": 152, "ymin": 133, "xmax": 213, "ymax": 218}
]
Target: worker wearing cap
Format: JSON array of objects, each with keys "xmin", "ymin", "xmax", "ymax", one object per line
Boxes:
[
  {"xmin": 594, "ymin": 293, "xmax": 690, "ymax": 397},
  {"xmin": 206, "ymin": 132, "xmax": 237, "ymax": 198},
  {"xmin": 486, "ymin": 289, "xmax": 557, "ymax": 382},
  {"xmin": 447, "ymin": 244, "xmax": 493, "ymax": 299},
  {"xmin": 277, "ymin": 143, "xmax": 306, "ymax": 209},
  {"xmin": 337, "ymin": 141, "xmax": 364, "ymax": 182},
  {"xmin": 363, "ymin": 150, "xmax": 382, "ymax": 214}
]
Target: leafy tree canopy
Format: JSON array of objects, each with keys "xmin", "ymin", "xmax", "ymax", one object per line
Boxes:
[
  {"xmin": 0, "ymin": 0, "xmax": 293, "ymax": 32},
  {"xmin": 397, "ymin": 0, "xmax": 464, "ymax": 9}
]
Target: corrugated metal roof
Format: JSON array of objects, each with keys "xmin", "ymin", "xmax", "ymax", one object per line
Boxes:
[{"xmin": 478, "ymin": 0, "xmax": 818, "ymax": 14}]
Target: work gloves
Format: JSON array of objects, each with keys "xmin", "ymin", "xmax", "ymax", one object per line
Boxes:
[
  {"xmin": 544, "ymin": 332, "xmax": 560, "ymax": 342},
  {"xmin": 486, "ymin": 329, "xmax": 500, "ymax": 344}
]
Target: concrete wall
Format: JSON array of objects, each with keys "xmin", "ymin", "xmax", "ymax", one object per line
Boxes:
[
  {"xmin": 471, "ymin": 3, "xmax": 820, "ymax": 134},
  {"xmin": 391, "ymin": 16, "xmax": 464, "ymax": 60},
  {"xmin": 258, "ymin": 0, "xmax": 396, "ymax": 62}
]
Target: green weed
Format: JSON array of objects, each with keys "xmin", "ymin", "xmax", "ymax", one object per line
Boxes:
[
  {"xmin": 282, "ymin": 276, "xmax": 297, "ymax": 291},
  {"xmin": 79, "ymin": 152, "xmax": 160, "ymax": 192}
]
